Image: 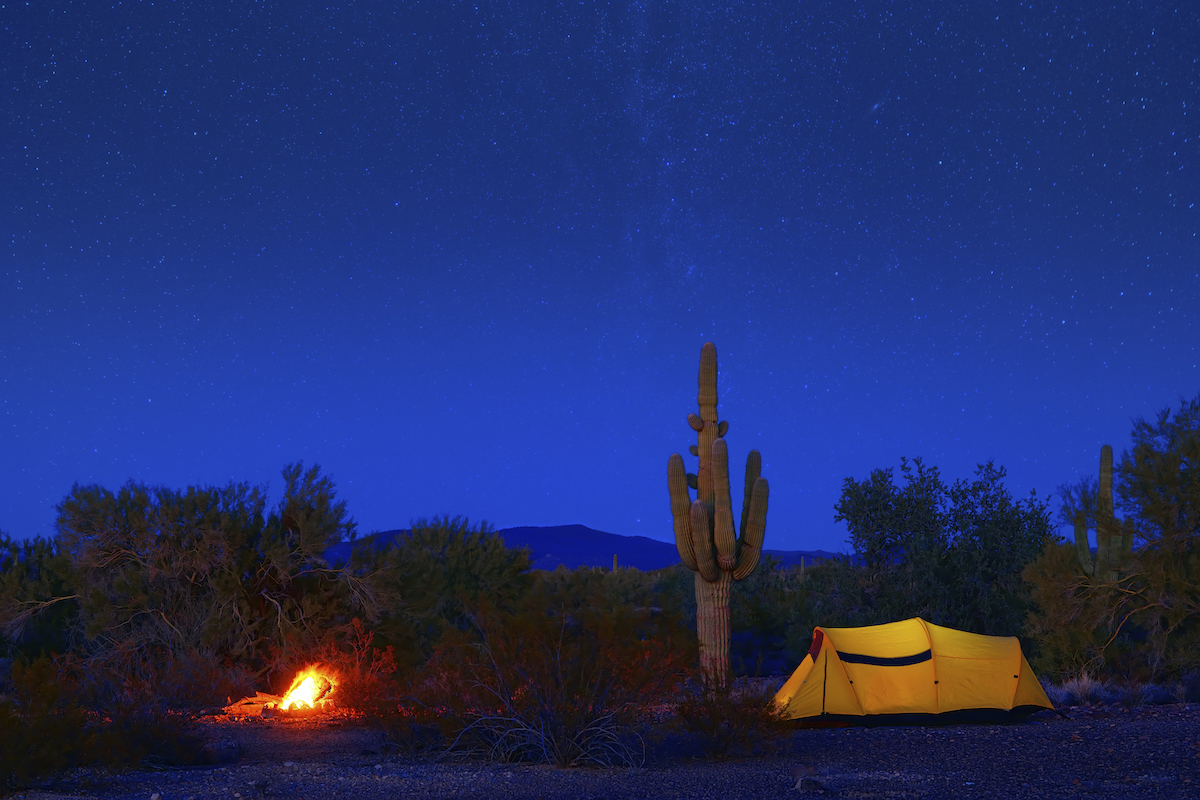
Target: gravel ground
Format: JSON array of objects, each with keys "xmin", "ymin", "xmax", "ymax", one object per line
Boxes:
[{"xmin": 8, "ymin": 704, "xmax": 1199, "ymax": 800}]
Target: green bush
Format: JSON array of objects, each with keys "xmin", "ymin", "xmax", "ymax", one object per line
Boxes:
[
  {"xmin": 370, "ymin": 516, "xmax": 533, "ymax": 666},
  {"xmin": 727, "ymin": 460, "xmax": 1052, "ymax": 675},
  {"xmin": 829, "ymin": 458, "xmax": 1052, "ymax": 636}
]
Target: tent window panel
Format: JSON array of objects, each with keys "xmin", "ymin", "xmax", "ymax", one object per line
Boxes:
[{"xmin": 837, "ymin": 649, "xmax": 931, "ymax": 667}]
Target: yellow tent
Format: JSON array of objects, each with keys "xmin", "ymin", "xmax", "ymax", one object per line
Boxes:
[{"xmin": 774, "ymin": 618, "xmax": 1054, "ymax": 726}]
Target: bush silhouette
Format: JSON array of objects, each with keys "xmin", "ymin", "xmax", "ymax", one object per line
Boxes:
[
  {"xmin": 0, "ymin": 656, "xmax": 205, "ymax": 790},
  {"xmin": 1025, "ymin": 392, "xmax": 1200, "ymax": 683},
  {"xmin": 421, "ymin": 568, "xmax": 690, "ymax": 767}
]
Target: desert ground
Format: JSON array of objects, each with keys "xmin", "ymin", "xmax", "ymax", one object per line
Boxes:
[{"xmin": 7, "ymin": 702, "xmax": 1198, "ymax": 800}]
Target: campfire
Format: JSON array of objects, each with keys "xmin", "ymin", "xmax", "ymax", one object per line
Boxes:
[
  {"xmin": 223, "ymin": 665, "xmax": 340, "ymax": 718},
  {"xmin": 280, "ymin": 666, "xmax": 338, "ymax": 711}
]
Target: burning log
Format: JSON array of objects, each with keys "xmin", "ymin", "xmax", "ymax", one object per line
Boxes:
[
  {"xmin": 280, "ymin": 667, "xmax": 336, "ymax": 711},
  {"xmin": 224, "ymin": 692, "xmax": 285, "ymax": 717},
  {"xmin": 223, "ymin": 666, "xmax": 339, "ymax": 718}
]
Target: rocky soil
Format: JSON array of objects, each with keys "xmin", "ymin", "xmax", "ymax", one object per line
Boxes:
[{"xmin": 7, "ymin": 704, "xmax": 1199, "ymax": 800}]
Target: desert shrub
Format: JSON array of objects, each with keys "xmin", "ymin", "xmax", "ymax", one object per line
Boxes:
[
  {"xmin": 0, "ymin": 656, "xmax": 205, "ymax": 790},
  {"xmin": 728, "ymin": 556, "xmax": 810, "ymax": 675},
  {"xmin": 668, "ymin": 675, "xmax": 789, "ymax": 758},
  {"xmin": 1059, "ymin": 670, "xmax": 1109, "ymax": 706},
  {"xmin": 312, "ymin": 618, "xmax": 443, "ymax": 755},
  {"xmin": 1114, "ymin": 681, "xmax": 1150, "ymax": 708},
  {"xmin": 0, "ymin": 657, "xmax": 89, "ymax": 787},
  {"xmin": 535, "ymin": 562, "xmax": 666, "ymax": 609},
  {"xmin": 1025, "ymin": 394, "xmax": 1200, "ymax": 683},
  {"xmin": 371, "ymin": 516, "xmax": 532, "ymax": 666},
  {"xmin": 1020, "ymin": 541, "xmax": 1118, "ymax": 679},
  {"xmin": 86, "ymin": 703, "xmax": 207, "ymax": 770},
  {"xmin": 9, "ymin": 462, "xmax": 378, "ymax": 705},
  {"xmin": 421, "ymin": 571, "xmax": 690, "ymax": 767}
]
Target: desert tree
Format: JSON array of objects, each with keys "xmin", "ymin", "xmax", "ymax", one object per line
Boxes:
[{"xmin": 832, "ymin": 457, "xmax": 1052, "ymax": 637}]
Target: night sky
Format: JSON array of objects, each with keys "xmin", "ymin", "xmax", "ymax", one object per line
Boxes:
[{"xmin": 3, "ymin": 2, "xmax": 1197, "ymax": 552}]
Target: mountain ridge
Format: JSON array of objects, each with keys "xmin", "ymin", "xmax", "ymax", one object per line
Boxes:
[{"xmin": 324, "ymin": 523, "xmax": 848, "ymax": 571}]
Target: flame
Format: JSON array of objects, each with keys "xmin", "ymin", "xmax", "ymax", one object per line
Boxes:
[{"xmin": 279, "ymin": 666, "xmax": 337, "ymax": 711}]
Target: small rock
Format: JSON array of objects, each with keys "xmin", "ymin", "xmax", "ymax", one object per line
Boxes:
[
  {"xmin": 796, "ymin": 777, "xmax": 829, "ymax": 793},
  {"xmin": 151, "ymin": 794, "xmax": 161, "ymax": 800}
]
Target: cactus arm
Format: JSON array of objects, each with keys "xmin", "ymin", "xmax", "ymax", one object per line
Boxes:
[
  {"xmin": 690, "ymin": 501, "xmax": 720, "ymax": 582},
  {"xmin": 739, "ymin": 450, "xmax": 761, "ymax": 539},
  {"xmin": 711, "ymin": 439, "xmax": 738, "ymax": 570},
  {"xmin": 733, "ymin": 477, "xmax": 768, "ymax": 580},
  {"xmin": 1075, "ymin": 444, "xmax": 1132, "ymax": 582},
  {"xmin": 668, "ymin": 453, "xmax": 699, "ymax": 571},
  {"xmin": 1073, "ymin": 510, "xmax": 1095, "ymax": 576}
]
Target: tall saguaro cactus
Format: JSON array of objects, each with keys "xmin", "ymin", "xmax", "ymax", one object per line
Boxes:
[
  {"xmin": 1074, "ymin": 444, "xmax": 1134, "ymax": 582},
  {"xmin": 667, "ymin": 342, "xmax": 769, "ymax": 686}
]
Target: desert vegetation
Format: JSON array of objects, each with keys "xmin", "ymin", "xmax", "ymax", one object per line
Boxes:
[{"xmin": 1, "ymin": 392, "xmax": 1197, "ymax": 792}]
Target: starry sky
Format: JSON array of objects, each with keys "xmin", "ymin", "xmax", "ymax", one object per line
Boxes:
[{"xmin": 2, "ymin": 2, "xmax": 1197, "ymax": 552}]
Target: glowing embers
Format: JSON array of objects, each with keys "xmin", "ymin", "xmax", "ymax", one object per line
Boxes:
[{"xmin": 280, "ymin": 666, "xmax": 338, "ymax": 711}]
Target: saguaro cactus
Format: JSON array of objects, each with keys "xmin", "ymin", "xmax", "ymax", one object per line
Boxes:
[
  {"xmin": 1074, "ymin": 444, "xmax": 1134, "ymax": 582},
  {"xmin": 667, "ymin": 342, "xmax": 769, "ymax": 686}
]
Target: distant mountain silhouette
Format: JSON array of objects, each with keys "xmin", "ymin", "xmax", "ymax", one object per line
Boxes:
[{"xmin": 324, "ymin": 524, "xmax": 848, "ymax": 571}]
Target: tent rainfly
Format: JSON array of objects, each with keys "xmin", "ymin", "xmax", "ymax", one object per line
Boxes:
[{"xmin": 774, "ymin": 618, "xmax": 1054, "ymax": 726}]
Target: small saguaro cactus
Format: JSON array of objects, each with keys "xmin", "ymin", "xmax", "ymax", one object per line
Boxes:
[
  {"xmin": 667, "ymin": 342, "xmax": 769, "ymax": 687},
  {"xmin": 1074, "ymin": 444, "xmax": 1134, "ymax": 582}
]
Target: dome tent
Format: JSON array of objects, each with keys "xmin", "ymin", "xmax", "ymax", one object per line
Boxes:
[{"xmin": 774, "ymin": 618, "xmax": 1054, "ymax": 726}]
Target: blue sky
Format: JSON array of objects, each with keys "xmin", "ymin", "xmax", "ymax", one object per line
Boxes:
[{"xmin": 2, "ymin": 2, "xmax": 1196, "ymax": 551}]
